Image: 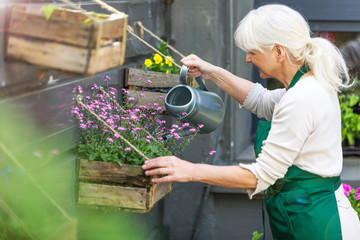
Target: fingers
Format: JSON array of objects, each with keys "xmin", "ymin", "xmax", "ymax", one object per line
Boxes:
[
  {"xmin": 150, "ymin": 175, "xmax": 173, "ymax": 183},
  {"xmin": 142, "ymin": 157, "xmax": 174, "ymax": 183},
  {"xmin": 141, "ymin": 156, "xmax": 193, "ymax": 183},
  {"xmin": 180, "ymin": 54, "xmax": 199, "ymax": 66},
  {"xmin": 144, "ymin": 167, "xmax": 170, "ymax": 176},
  {"xmin": 142, "ymin": 156, "xmax": 171, "ymax": 170}
]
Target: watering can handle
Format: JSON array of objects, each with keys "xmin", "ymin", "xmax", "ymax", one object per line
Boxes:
[{"xmin": 179, "ymin": 65, "xmax": 208, "ymax": 91}]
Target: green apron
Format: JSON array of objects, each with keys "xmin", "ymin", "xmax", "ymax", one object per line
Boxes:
[{"xmin": 254, "ymin": 66, "xmax": 343, "ymax": 239}]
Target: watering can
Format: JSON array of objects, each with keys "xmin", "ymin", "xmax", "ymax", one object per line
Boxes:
[{"xmin": 165, "ymin": 65, "xmax": 225, "ymax": 134}]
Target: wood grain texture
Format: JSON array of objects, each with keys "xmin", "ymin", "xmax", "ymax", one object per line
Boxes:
[
  {"xmin": 76, "ymin": 159, "xmax": 172, "ymax": 212},
  {"xmin": 125, "ymin": 68, "xmax": 179, "ymax": 88},
  {"xmin": 7, "ymin": 35, "xmax": 88, "ymax": 73},
  {"xmin": 78, "ymin": 159, "xmax": 150, "ymax": 187},
  {"xmin": 78, "ymin": 182, "xmax": 147, "ymax": 210},
  {"xmin": 6, "ymin": 6, "xmax": 128, "ymax": 75},
  {"xmin": 127, "ymin": 90, "xmax": 166, "ymax": 109}
]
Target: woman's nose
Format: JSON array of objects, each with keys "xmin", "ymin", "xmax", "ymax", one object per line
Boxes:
[{"xmin": 245, "ymin": 52, "xmax": 252, "ymax": 63}]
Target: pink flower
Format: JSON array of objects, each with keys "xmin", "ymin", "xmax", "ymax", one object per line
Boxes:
[
  {"xmin": 356, "ymin": 194, "xmax": 360, "ymax": 200},
  {"xmin": 91, "ymin": 84, "xmax": 99, "ymax": 90},
  {"xmin": 77, "ymin": 85, "xmax": 83, "ymax": 93},
  {"xmin": 209, "ymin": 150, "xmax": 216, "ymax": 156},
  {"xmin": 146, "ymin": 80, "xmax": 152, "ymax": 84},
  {"xmin": 181, "ymin": 112, "xmax": 188, "ymax": 116},
  {"xmin": 159, "ymin": 96, "xmax": 165, "ymax": 99},
  {"xmin": 122, "ymin": 88, "xmax": 129, "ymax": 94},
  {"xmin": 80, "ymin": 123, "xmax": 87, "ymax": 129},
  {"xmin": 107, "ymin": 138, "xmax": 113, "ymax": 143},
  {"xmin": 128, "ymin": 97, "xmax": 135, "ymax": 101},
  {"xmin": 130, "ymin": 114, "xmax": 138, "ymax": 120},
  {"xmin": 189, "ymin": 128, "xmax": 196, "ymax": 132},
  {"xmin": 124, "ymin": 147, "xmax": 131, "ymax": 151},
  {"xmin": 118, "ymin": 127, "xmax": 126, "ymax": 131},
  {"xmin": 198, "ymin": 124, "xmax": 204, "ymax": 129},
  {"xmin": 343, "ymin": 184, "xmax": 352, "ymax": 193}
]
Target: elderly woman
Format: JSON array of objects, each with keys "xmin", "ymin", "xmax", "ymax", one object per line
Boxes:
[{"xmin": 142, "ymin": 4, "xmax": 360, "ymax": 239}]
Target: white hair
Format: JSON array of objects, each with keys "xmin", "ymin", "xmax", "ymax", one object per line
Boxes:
[{"xmin": 234, "ymin": 4, "xmax": 351, "ymax": 92}]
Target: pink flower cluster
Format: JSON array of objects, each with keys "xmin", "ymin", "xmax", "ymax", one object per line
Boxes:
[
  {"xmin": 72, "ymin": 82, "xmax": 202, "ymax": 165},
  {"xmin": 342, "ymin": 183, "xmax": 360, "ymax": 200}
]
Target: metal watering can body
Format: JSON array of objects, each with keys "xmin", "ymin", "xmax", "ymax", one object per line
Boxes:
[{"xmin": 165, "ymin": 66, "xmax": 225, "ymax": 134}]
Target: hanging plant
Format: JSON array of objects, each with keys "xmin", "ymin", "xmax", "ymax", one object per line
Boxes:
[{"xmin": 72, "ymin": 79, "xmax": 202, "ymax": 212}]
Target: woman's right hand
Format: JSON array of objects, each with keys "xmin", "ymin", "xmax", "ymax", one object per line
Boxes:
[{"xmin": 180, "ymin": 54, "xmax": 216, "ymax": 80}]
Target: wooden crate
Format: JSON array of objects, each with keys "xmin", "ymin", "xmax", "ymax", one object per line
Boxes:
[
  {"xmin": 77, "ymin": 159, "xmax": 172, "ymax": 213},
  {"xmin": 6, "ymin": 6, "xmax": 128, "ymax": 75},
  {"xmin": 125, "ymin": 67, "xmax": 180, "ymax": 109}
]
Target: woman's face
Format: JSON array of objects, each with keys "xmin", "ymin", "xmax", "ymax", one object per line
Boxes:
[{"xmin": 245, "ymin": 49, "xmax": 278, "ymax": 79}]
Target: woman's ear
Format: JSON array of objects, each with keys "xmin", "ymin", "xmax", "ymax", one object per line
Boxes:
[{"xmin": 273, "ymin": 44, "xmax": 286, "ymax": 63}]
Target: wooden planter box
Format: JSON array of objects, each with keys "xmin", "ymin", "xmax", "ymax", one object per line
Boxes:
[
  {"xmin": 76, "ymin": 159, "xmax": 172, "ymax": 213},
  {"xmin": 6, "ymin": 6, "xmax": 128, "ymax": 75},
  {"xmin": 125, "ymin": 67, "xmax": 180, "ymax": 109}
]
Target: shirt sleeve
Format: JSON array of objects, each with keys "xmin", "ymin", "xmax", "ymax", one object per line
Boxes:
[
  {"xmin": 240, "ymin": 87, "xmax": 314, "ymax": 199},
  {"xmin": 239, "ymin": 83, "xmax": 286, "ymax": 121}
]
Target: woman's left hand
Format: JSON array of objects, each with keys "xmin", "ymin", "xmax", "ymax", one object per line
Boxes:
[{"xmin": 142, "ymin": 156, "xmax": 196, "ymax": 183}]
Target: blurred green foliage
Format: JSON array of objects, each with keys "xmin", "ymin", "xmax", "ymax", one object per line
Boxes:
[{"xmin": 0, "ymin": 104, "xmax": 162, "ymax": 240}]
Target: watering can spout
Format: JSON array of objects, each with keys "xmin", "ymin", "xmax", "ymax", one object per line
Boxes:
[{"xmin": 165, "ymin": 66, "xmax": 225, "ymax": 134}]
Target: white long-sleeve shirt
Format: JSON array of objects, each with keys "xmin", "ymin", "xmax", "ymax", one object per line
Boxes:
[
  {"xmin": 239, "ymin": 76, "xmax": 360, "ymax": 239},
  {"xmin": 240, "ymin": 76, "xmax": 342, "ymax": 197}
]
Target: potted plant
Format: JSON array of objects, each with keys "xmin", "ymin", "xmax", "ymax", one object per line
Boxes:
[
  {"xmin": 6, "ymin": 5, "xmax": 127, "ymax": 75},
  {"xmin": 72, "ymin": 80, "xmax": 202, "ymax": 212},
  {"xmin": 125, "ymin": 41, "xmax": 181, "ymax": 109},
  {"xmin": 339, "ymin": 77, "xmax": 360, "ymax": 156}
]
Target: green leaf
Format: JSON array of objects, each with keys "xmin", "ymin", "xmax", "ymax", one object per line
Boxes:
[
  {"xmin": 83, "ymin": 18, "xmax": 92, "ymax": 24},
  {"xmin": 100, "ymin": 153, "xmax": 109, "ymax": 161},
  {"xmin": 42, "ymin": 4, "xmax": 58, "ymax": 21},
  {"xmin": 252, "ymin": 231, "xmax": 264, "ymax": 240},
  {"xmin": 346, "ymin": 133, "xmax": 355, "ymax": 145}
]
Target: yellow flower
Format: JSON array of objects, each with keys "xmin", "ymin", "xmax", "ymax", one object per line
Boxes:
[
  {"xmin": 144, "ymin": 59, "xmax": 153, "ymax": 68},
  {"xmin": 166, "ymin": 70, "xmax": 169, "ymax": 74},
  {"xmin": 153, "ymin": 53, "xmax": 163, "ymax": 64},
  {"xmin": 165, "ymin": 56, "xmax": 173, "ymax": 67}
]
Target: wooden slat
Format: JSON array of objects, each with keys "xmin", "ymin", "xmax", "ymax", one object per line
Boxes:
[
  {"xmin": 125, "ymin": 68, "xmax": 179, "ymax": 88},
  {"xmin": 7, "ymin": 35, "xmax": 88, "ymax": 73},
  {"xmin": 153, "ymin": 182, "xmax": 172, "ymax": 205},
  {"xmin": 78, "ymin": 182, "xmax": 147, "ymax": 210},
  {"xmin": 87, "ymin": 41, "xmax": 123, "ymax": 75},
  {"xmin": 9, "ymin": 7, "xmax": 93, "ymax": 48},
  {"xmin": 78, "ymin": 159, "xmax": 149, "ymax": 187},
  {"xmin": 6, "ymin": 6, "xmax": 127, "ymax": 75},
  {"xmin": 127, "ymin": 90, "xmax": 166, "ymax": 109},
  {"xmin": 9, "ymin": 7, "xmax": 128, "ymax": 47},
  {"xmin": 101, "ymin": 15, "xmax": 127, "ymax": 40}
]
